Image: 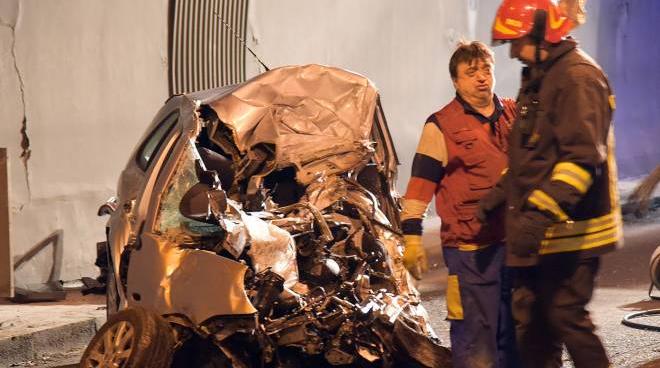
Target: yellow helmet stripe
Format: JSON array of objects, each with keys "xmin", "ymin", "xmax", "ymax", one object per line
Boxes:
[
  {"xmin": 505, "ymin": 18, "xmax": 523, "ymax": 28},
  {"xmin": 494, "ymin": 17, "xmax": 518, "ymax": 36},
  {"xmin": 548, "ymin": 6, "xmax": 567, "ymax": 30}
]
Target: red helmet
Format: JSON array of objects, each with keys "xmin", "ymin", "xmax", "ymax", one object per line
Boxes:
[{"xmin": 492, "ymin": 0, "xmax": 575, "ymax": 44}]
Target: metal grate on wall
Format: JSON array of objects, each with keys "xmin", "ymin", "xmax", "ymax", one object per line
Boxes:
[{"xmin": 168, "ymin": 0, "xmax": 249, "ymax": 95}]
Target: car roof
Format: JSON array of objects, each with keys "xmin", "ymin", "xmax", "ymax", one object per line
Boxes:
[{"xmin": 182, "ymin": 83, "xmax": 242, "ymax": 105}]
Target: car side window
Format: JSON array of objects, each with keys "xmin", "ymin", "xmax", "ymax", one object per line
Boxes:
[{"xmin": 136, "ymin": 111, "xmax": 179, "ymax": 171}]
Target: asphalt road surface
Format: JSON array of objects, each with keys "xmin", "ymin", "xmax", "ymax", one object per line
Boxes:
[{"xmin": 37, "ymin": 216, "xmax": 660, "ymax": 368}]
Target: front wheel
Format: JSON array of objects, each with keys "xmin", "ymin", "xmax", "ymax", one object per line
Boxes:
[{"xmin": 80, "ymin": 307, "xmax": 174, "ymax": 368}]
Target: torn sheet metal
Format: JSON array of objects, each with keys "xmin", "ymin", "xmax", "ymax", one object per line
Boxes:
[
  {"xmin": 208, "ymin": 65, "xmax": 378, "ymax": 182},
  {"xmin": 242, "ymin": 210, "xmax": 299, "ymax": 289},
  {"xmin": 218, "ymin": 216, "xmax": 248, "ymax": 258}
]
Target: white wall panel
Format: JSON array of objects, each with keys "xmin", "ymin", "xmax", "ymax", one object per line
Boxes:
[{"xmin": 0, "ymin": 0, "xmax": 169, "ymax": 285}]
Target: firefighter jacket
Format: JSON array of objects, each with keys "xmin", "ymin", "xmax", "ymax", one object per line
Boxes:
[
  {"xmin": 504, "ymin": 38, "xmax": 621, "ymax": 267},
  {"xmin": 402, "ymin": 95, "xmax": 516, "ymax": 248}
]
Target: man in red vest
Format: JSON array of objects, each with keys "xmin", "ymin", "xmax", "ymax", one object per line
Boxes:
[{"xmin": 401, "ymin": 41, "xmax": 518, "ymax": 368}]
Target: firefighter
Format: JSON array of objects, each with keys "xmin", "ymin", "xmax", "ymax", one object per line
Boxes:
[
  {"xmin": 483, "ymin": 1, "xmax": 622, "ymax": 367},
  {"xmin": 401, "ymin": 41, "xmax": 518, "ymax": 368}
]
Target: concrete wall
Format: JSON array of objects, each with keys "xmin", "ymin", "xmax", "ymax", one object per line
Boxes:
[{"xmin": 0, "ymin": 0, "xmax": 169, "ymax": 286}]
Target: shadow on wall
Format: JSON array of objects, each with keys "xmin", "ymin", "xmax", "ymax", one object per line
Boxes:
[{"xmin": 11, "ymin": 229, "xmax": 65, "ymax": 302}]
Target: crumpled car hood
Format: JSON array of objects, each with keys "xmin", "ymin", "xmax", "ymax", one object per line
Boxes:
[{"xmin": 208, "ymin": 64, "xmax": 378, "ymax": 184}]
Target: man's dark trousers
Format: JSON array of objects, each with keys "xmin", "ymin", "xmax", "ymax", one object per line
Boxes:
[
  {"xmin": 443, "ymin": 244, "xmax": 519, "ymax": 368},
  {"xmin": 511, "ymin": 254, "xmax": 609, "ymax": 368}
]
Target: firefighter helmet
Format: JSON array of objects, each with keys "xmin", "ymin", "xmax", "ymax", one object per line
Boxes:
[{"xmin": 491, "ymin": 0, "xmax": 575, "ymax": 45}]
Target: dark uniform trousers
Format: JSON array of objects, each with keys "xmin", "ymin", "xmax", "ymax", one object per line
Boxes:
[{"xmin": 511, "ymin": 254, "xmax": 608, "ymax": 368}]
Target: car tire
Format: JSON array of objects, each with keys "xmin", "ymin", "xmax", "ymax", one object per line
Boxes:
[{"xmin": 80, "ymin": 307, "xmax": 174, "ymax": 368}]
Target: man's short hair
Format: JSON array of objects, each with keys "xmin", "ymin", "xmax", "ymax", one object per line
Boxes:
[{"xmin": 449, "ymin": 41, "xmax": 495, "ymax": 80}]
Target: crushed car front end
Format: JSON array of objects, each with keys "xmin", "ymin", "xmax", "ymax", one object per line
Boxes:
[{"xmin": 84, "ymin": 64, "xmax": 450, "ymax": 368}]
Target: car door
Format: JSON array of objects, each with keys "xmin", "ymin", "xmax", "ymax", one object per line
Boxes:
[
  {"xmin": 123, "ymin": 98, "xmax": 257, "ymax": 321},
  {"xmin": 107, "ymin": 96, "xmax": 194, "ymax": 312}
]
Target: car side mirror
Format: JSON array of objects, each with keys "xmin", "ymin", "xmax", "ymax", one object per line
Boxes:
[{"xmin": 179, "ymin": 183, "xmax": 227, "ymax": 223}]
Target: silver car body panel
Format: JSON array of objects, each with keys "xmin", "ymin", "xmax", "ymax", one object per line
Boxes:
[{"xmin": 127, "ymin": 233, "xmax": 257, "ymax": 324}]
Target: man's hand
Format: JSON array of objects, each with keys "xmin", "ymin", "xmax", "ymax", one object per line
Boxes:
[
  {"xmin": 403, "ymin": 235, "xmax": 428, "ymax": 280},
  {"xmin": 476, "ymin": 182, "xmax": 506, "ymax": 223},
  {"xmin": 475, "ymin": 204, "xmax": 491, "ymax": 224},
  {"xmin": 508, "ymin": 210, "xmax": 553, "ymax": 257}
]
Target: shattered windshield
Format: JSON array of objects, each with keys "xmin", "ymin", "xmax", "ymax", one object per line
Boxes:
[{"xmin": 155, "ymin": 142, "xmax": 222, "ymax": 241}]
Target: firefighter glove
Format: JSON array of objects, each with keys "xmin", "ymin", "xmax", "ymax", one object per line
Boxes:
[
  {"xmin": 476, "ymin": 185, "xmax": 506, "ymax": 223},
  {"xmin": 508, "ymin": 210, "xmax": 552, "ymax": 258},
  {"xmin": 403, "ymin": 235, "xmax": 428, "ymax": 279}
]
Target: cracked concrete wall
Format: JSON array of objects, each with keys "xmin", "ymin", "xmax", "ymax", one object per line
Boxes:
[{"xmin": 0, "ymin": 0, "xmax": 169, "ymax": 286}]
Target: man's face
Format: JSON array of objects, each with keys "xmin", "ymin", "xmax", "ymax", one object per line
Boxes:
[
  {"xmin": 509, "ymin": 36, "xmax": 538, "ymax": 64},
  {"xmin": 453, "ymin": 59, "xmax": 495, "ymax": 103}
]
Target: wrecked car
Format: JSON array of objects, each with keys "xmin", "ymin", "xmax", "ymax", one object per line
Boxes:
[{"xmin": 81, "ymin": 64, "xmax": 451, "ymax": 367}]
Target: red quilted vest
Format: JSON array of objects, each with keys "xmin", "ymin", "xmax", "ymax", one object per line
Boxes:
[{"xmin": 433, "ymin": 97, "xmax": 515, "ymax": 246}]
